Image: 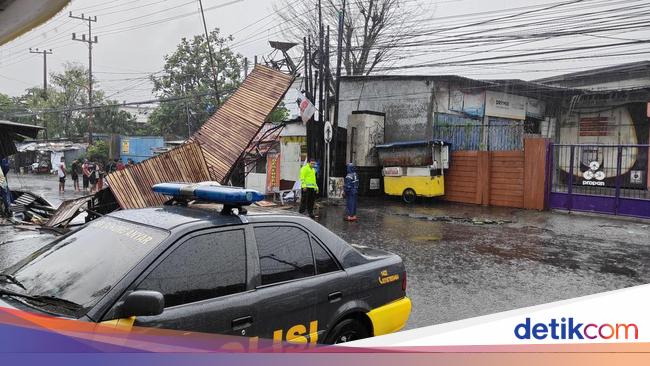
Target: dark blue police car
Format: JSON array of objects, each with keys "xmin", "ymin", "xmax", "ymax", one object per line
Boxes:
[{"xmin": 0, "ymin": 183, "xmax": 411, "ymax": 345}]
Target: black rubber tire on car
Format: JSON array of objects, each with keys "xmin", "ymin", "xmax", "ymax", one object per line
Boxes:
[
  {"xmin": 402, "ymin": 188, "xmax": 417, "ymax": 204},
  {"xmin": 324, "ymin": 318, "xmax": 371, "ymax": 344}
]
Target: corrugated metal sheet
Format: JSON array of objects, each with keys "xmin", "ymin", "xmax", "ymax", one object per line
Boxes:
[
  {"xmin": 45, "ymin": 195, "xmax": 93, "ymax": 227},
  {"xmin": 1, "ymin": 120, "xmax": 45, "ymax": 159},
  {"xmin": 433, "ymin": 113, "xmax": 482, "ymax": 151},
  {"xmin": 107, "ymin": 142, "xmax": 210, "ymax": 209},
  {"xmin": 190, "ymin": 65, "xmax": 294, "ymax": 183}
]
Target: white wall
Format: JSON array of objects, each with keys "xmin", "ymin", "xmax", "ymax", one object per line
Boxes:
[{"xmin": 245, "ymin": 172, "xmax": 266, "ymax": 193}]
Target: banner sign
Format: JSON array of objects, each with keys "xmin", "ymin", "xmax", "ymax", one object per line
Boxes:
[
  {"xmin": 328, "ymin": 177, "xmax": 344, "ymax": 198},
  {"xmin": 485, "ymin": 91, "xmax": 526, "ymax": 120},
  {"xmin": 121, "ymin": 139, "xmax": 130, "ymax": 154},
  {"xmin": 462, "ymin": 90, "xmax": 486, "ymax": 118},
  {"xmin": 265, "ymin": 153, "xmax": 281, "ymax": 193},
  {"xmin": 448, "ymin": 87, "xmax": 486, "ymax": 117}
]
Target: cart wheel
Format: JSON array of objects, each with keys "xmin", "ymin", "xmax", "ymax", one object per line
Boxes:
[{"xmin": 402, "ymin": 188, "xmax": 417, "ymax": 204}]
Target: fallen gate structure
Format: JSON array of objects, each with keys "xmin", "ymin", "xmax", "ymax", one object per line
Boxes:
[
  {"xmin": 105, "ymin": 65, "xmax": 294, "ymax": 210},
  {"xmin": 107, "ymin": 142, "xmax": 210, "ymax": 209}
]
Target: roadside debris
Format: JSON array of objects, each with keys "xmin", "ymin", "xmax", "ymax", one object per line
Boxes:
[
  {"xmin": 391, "ymin": 211, "xmax": 512, "ymax": 225},
  {"xmin": 6, "ymin": 190, "xmax": 56, "ymax": 224}
]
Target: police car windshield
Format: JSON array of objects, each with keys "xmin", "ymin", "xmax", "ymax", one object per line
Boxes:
[{"xmin": 3, "ymin": 217, "xmax": 168, "ymax": 317}]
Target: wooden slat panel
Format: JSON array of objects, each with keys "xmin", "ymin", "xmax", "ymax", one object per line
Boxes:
[
  {"xmin": 190, "ymin": 65, "xmax": 294, "ymax": 183},
  {"xmin": 445, "ymin": 151, "xmax": 480, "ymax": 205},
  {"xmin": 107, "ymin": 142, "xmax": 210, "ymax": 209},
  {"xmin": 524, "ymin": 138, "xmax": 550, "ymax": 210}
]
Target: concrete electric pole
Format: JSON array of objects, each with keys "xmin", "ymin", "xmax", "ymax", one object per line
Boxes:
[
  {"xmin": 69, "ymin": 12, "xmax": 98, "ymax": 144},
  {"xmin": 28, "ymin": 48, "xmax": 53, "ymax": 99}
]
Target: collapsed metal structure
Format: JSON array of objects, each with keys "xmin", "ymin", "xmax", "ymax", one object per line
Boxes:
[{"xmin": 104, "ymin": 65, "xmax": 294, "ymax": 210}]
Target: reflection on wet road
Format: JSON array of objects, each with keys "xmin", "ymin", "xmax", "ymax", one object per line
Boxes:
[{"xmin": 316, "ymin": 198, "xmax": 650, "ymax": 329}]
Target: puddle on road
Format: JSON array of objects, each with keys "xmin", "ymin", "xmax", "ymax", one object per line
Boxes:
[
  {"xmin": 390, "ymin": 211, "xmax": 512, "ymax": 225},
  {"xmin": 410, "ymin": 235, "xmax": 443, "ymax": 242}
]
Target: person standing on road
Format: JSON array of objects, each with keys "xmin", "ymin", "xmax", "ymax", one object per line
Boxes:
[
  {"xmin": 58, "ymin": 157, "xmax": 66, "ymax": 193},
  {"xmin": 71, "ymin": 159, "xmax": 81, "ymax": 191},
  {"xmin": 0, "ymin": 158, "xmax": 11, "ymax": 216},
  {"xmin": 82, "ymin": 159, "xmax": 91, "ymax": 191},
  {"xmin": 88, "ymin": 163, "xmax": 97, "ymax": 193},
  {"xmin": 299, "ymin": 158, "xmax": 319, "ymax": 219},
  {"xmin": 344, "ymin": 163, "xmax": 360, "ymax": 222},
  {"xmin": 95, "ymin": 163, "xmax": 105, "ymax": 191}
]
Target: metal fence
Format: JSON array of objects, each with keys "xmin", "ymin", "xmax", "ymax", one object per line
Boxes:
[
  {"xmin": 432, "ymin": 124, "xmax": 524, "ymax": 151},
  {"xmin": 548, "ymin": 144, "xmax": 650, "ymax": 218},
  {"xmin": 551, "ymin": 144, "xmax": 650, "ymax": 199}
]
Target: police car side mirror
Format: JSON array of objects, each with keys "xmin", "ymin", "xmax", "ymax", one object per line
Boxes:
[{"xmin": 119, "ymin": 290, "xmax": 164, "ymax": 317}]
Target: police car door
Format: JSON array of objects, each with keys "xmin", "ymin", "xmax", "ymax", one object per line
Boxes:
[
  {"xmin": 251, "ymin": 225, "xmax": 326, "ymax": 346},
  {"xmin": 108, "ymin": 228, "xmax": 258, "ymax": 338}
]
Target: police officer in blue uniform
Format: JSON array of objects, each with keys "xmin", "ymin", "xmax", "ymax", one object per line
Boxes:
[{"xmin": 344, "ymin": 163, "xmax": 359, "ymax": 221}]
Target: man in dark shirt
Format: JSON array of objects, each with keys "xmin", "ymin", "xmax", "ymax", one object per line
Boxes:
[{"xmin": 71, "ymin": 159, "xmax": 81, "ymax": 191}]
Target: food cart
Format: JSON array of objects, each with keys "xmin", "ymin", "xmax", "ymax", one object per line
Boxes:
[{"xmin": 375, "ymin": 140, "xmax": 451, "ymax": 203}]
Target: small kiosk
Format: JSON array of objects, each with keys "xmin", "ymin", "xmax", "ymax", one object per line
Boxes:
[{"xmin": 375, "ymin": 140, "xmax": 451, "ymax": 203}]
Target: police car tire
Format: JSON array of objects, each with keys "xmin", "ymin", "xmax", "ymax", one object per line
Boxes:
[
  {"xmin": 402, "ymin": 188, "xmax": 417, "ymax": 204},
  {"xmin": 324, "ymin": 318, "xmax": 370, "ymax": 344}
]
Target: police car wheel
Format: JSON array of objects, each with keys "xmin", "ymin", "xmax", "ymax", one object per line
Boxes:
[
  {"xmin": 325, "ymin": 318, "xmax": 370, "ymax": 344},
  {"xmin": 402, "ymin": 188, "xmax": 416, "ymax": 204}
]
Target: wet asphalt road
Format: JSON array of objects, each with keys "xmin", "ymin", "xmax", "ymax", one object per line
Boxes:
[
  {"xmin": 4, "ymin": 173, "xmax": 650, "ymax": 330},
  {"xmin": 1, "ymin": 173, "xmax": 87, "ymax": 270},
  {"xmin": 315, "ymin": 198, "xmax": 650, "ymax": 329}
]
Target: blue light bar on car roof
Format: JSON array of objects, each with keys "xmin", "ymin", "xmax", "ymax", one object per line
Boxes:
[{"xmin": 152, "ymin": 182, "xmax": 264, "ymax": 206}]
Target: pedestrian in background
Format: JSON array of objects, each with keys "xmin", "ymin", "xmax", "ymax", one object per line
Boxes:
[
  {"xmin": 0, "ymin": 158, "xmax": 11, "ymax": 215},
  {"xmin": 82, "ymin": 159, "xmax": 91, "ymax": 191},
  {"xmin": 94, "ymin": 163, "xmax": 104, "ymax": 192},
  {"xmin": 299, "ymin": 158, "xmax": 319, "ymax": 219},
  {"xmin": 58, "ymin": 157, "xmax": 66, "ymax": 193},
  {"xmin": 344, "ymin": 163, "xmax": 359, "ymax": 221},
  {"xmin": 116, "ymin": 159, "xmax": 125, "ymax": 171},
  {"xmin": 88, "ymin": 163, "xmax": 97, "ymax": 193},
  {"xmin": 71, "ymin": 159, "xmax": 81, "ymax": 191}
]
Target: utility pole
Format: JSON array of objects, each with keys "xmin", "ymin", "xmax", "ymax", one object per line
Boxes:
[
  {"xmin": 324, "ymin": 26, "xmax": 331, "ymax": 197},
  {"xmin": 29, "ymin": 48, "xmax": 53, "ymax": 98},
  {"xmin": 198, "ymin": 0, "xmax": 221, "ymax": 106},
  {"xmin": 70, "ymin": 11, "xmax": 97, "ymax": 144},
  {"xmin": 333, "ymin": 0, "xmax": 347, "ymax": 170},
  {"xmin": 318, "ymin": 0, "xmax": 324, "ymax": 126}
]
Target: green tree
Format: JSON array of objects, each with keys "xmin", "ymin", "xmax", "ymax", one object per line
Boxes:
[
  {"xmin": 49, "ymin": 62, "xmax": 98, "ymax": 138},
  {"xmin": 268, "ymin": 103, "xmax": 290, "ymax": 123},
  {"xmin": 87, "ymin": 140, "xmax": 109, "ymax": 162},
  {"xmin": 0, "ymin": 93, "xmax": 14, "ymax": 120},
  {"xmin": 149, "ymin": 28, "xmax": 243, "ymax": 137},
  {"xmin": 93, "ymin": 102, "xmax": 138, "ymax": 135},
  {"xmin": 10, "ymin": 88, "xmax": 58, "ymax": 139}
]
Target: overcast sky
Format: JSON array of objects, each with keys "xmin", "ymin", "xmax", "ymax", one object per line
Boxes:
[{"xmin": 1, "ymin": 0, "xmax": 648, "ymax": 99}]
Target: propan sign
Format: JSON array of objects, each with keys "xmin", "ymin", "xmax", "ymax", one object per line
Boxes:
[{"xmin": 485, "ymin": 91, "xmax": 526, "ymax": 120}]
